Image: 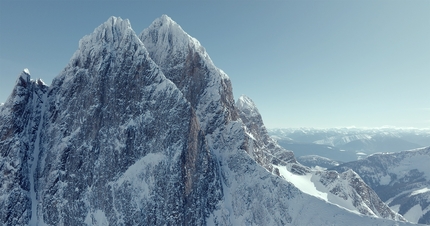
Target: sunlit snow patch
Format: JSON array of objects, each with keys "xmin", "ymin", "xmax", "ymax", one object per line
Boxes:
[
  {"xmin": 410, "ymin": 187, "xmax": 430, "ymax": 196},
  {"xmin": 274, "ymin": 165, "xmax": 369, "ymax": 216},
  {"xmin": 84, "ymin": 210, "xmax": 109, "ymax": 226},
  {"xmin": 23, "ymin": 68, "xmax": 30, "ymax": 75},
  {"xmin": 273, "ymin": 165, "xmax": 328, "ymax": 201},
  {"xmin": 403, "ymin": 204, "xmax": 424, "ymax": 223}
]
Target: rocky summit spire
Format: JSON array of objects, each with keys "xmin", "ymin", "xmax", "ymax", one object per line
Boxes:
[
  {"xmin": 65, "ymin": 16, "xmax": 146, "ymax": 76},
  {"xmin": 140, "ymin": 15, "xmax": 238, "ymax": 133},
  {"xmin": 140, "ymin": 14, "xmax": 209, "ymax": 68},
  {"xmin": 0, "ymin": 68, "xmax": 48, "ymax": 226},
  {"xmin": 237, "ymin": 95, "xmax": 260, "ymax": 119}
]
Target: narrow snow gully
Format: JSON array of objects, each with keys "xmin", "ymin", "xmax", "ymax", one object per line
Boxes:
[{"xmin": 28, "ymin": 92, "xmax": 47, "ymax": 225}]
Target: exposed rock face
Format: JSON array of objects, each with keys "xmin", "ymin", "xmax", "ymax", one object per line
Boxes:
[
  {"xmin": 236, "ymin": 95, "xmax": 297, "ymax": 167},
  {"xmin": 0, "ymin": 15, "xmax": 414, "ymax": 225},
  {"xmin": 140, "ymin": 15, "xmax": 238, "ymax": 134},
  {"xmin": 41, "ymin": 17, "xmax": 223, "ymax": 225},
  {"xmin": 332, "ymin": 147, "xmax": 430, "ymax": 224}
]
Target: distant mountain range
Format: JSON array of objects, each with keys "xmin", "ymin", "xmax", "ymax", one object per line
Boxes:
[
  {"xmin": 270, "ymin": 128, "xmax": 430, "ymax": 224},
  {"xmin": 269, "ymin": 127, "xmax": 430, "ymax": 162}
]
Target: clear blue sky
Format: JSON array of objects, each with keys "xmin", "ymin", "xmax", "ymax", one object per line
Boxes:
[{"xmin": 1, "ymin": 0, "xmax": 429, "ymax": 129}]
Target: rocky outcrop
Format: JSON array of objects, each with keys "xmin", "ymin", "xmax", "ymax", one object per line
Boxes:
[{"xmin": 0, "ymin": 69, "xmax": 47, "ymax": 225}]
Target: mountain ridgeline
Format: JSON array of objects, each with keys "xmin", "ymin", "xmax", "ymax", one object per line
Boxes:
[
  {"xmin": 331, "ymin": 147, "xmax": 430, "ymax": 224},
  {"xmin": 0, "ymin": 16, "xmax": 415, "ymax": 225}
]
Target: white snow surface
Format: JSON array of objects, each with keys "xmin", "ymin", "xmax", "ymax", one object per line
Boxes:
[
  {"xmin": 23, "ymin": 68, "xmax": 30, "ymax": 75},
  {"xmin": 84, "ymin": 210, "xmax": 109, "ymax": 226},
  {"xmin": 403, "ymin": 204, "xmax": 424, "ymax": 223},
  {"xmin": 274, "ymin": 165, "xmax": 380, "ymax": 216},
  {"xmin": 274, "ymin": 165, "xmax": 328, "ymax": 201},
  {"xmin": 410, "ymin": 187, "xmax": 430, "ymax": 196}
]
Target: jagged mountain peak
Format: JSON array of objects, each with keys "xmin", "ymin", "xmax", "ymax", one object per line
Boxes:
[
  {"xmin": 75, "ymin": 16, "xmax": 134, "ymax": 53},
  {"xmin": 3, "ymin": 69, "xmax": 48, "ymax": 109},
  {"xmin": 3, "ymin": 69, "xmax": 31, "ymax": 107},
  {"xmin": 140, "ymin": 15, "xmax": 211, "ymax": 69},
  {"xmin": 23, "ymin": 68, "xmax": 30, "ymax": 76},
  {"xmin": 237, "ymin": 95, "xmax": 260, "ymax": 117},
  {"xmin": 52, "ymin": 16, "xmax": 159, "ymax": 91},
  {"xmin": 140, "ymin": 15, "xmax": 236, "ymax": 132},
  {"xmin": 236, "ymin": 95, "xmax": 267, "ymax": 140},
  {"xmin": 153, "ymin": 14, "xmax": 176, "ymax": 27},
  {"xmin": 86, "ymin": 16, "xmax": 132, "ymax": 43},
  {"xmin": 18, "ymin": 68, "xmax": 31, "ymax": 85},
  {"xmin": 66, "ymin": 16, "xmax": 143, "ymax": 71}
]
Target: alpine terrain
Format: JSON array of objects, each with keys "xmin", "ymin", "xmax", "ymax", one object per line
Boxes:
[
  {"xmin": 332, "ymin": 147, "xmax": 430, "ymax": 224},
  {"xmin": 0, "ymin": 15, "xmax": 416, "ymax": 225}
]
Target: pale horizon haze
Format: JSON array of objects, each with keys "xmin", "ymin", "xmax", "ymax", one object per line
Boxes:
[{"xmin": 1, "ymin": 0, "xmax": 429, "ymax": 129}]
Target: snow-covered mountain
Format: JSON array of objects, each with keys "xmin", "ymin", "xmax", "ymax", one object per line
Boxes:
[
  {"xmin": 0, "ymin": 15, "xmax": 414, "ymax": 225},
  {"xmin": 236, "ymin": 96, "xmax": 405, "ymax": 221},
  {"xmin": 332, "ymin": 147, "xmax": 430, "ymax": 224}
]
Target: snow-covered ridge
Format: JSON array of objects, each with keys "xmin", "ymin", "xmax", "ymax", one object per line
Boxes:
[
  {"xmin": 140, "ymin": 15, "xmax": 235, "ymax": 133},
  {"xmin": 236, "ymin": 95, "xmax": 260, "ymax": 118},
  {"xmin": 140, "ymin": 14, "xmax": 213, "ymax": 69},
  {"xmin": 236, "ymin": 94, "xmax": 404, "ymax": 221},
  {"xmin": 79, "ymin": 16, "xmax": 133, "ymax": 48},
  {"xmin": 332, "ymin": 147, "xmax": 430, "ymax": 224},
  {"xmin": 64, "ymin": 16, "xmax": 150, "ymax": 80}
]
